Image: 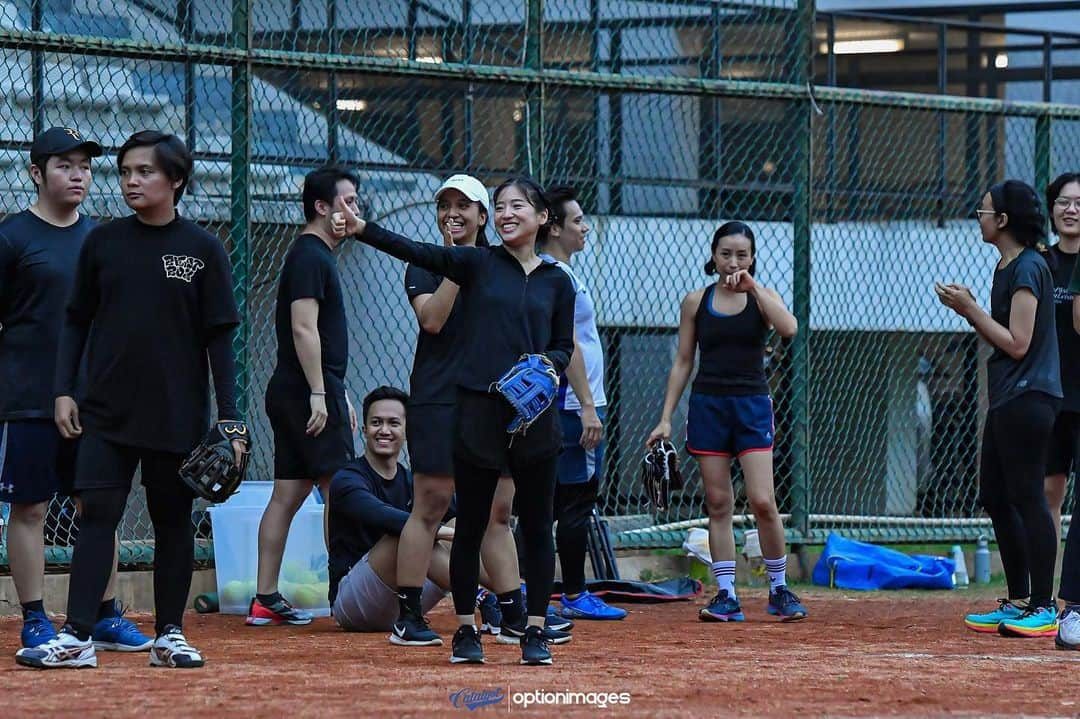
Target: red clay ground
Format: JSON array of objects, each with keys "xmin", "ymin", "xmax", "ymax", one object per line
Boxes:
[{"xmin": 1, "ymin": 587, "xmax": 1078, "ymax": 718}]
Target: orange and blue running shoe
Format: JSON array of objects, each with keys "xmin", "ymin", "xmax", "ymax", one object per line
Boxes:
[
  {"xmin": 964, "ymin": 598, "xmax": 1025, "ymax": 633},
  {"xmin": 998, "ymin": 605, "xmax": 1059, "ymax": 638}
]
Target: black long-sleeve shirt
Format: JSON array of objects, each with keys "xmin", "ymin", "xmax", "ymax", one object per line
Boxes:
[
  {"xmin": 54, "ymin": 215, "xmax": 241, "ymax": 453},
  {"xmin": 359, "ymin": 223, "xmax": 576, "ymax": 391},
  {"xmin": 327, "ymin": 455, "xmax": 455, "ymax": 602}
]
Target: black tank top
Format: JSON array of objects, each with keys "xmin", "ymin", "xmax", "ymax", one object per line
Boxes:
[{"xmin": 691, "ymin": 284, "xmax": 769, "ymax": 396}]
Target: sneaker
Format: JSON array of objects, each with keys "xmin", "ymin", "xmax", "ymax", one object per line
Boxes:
[
  {"xmin": 389, "ymin": 612, "xmax": 443, "ymax": 647},
  {"xmin": 767, "ymin": 586, "xmax": 808, "ymax": 622},
  {"xmin": 92, "ymin": 604, "xmax": 153, "ymax": 651},
  {"xmin": 546, "ymin": 607, "xmax": 574, "ymax": 632},
  {"xmin": 1056, "ymin": 606, "xmax": 1080, "ymax": 650},
  {"xmin": 450, "ymin": 625, "xmax": 485, "ymax": 664},
  {"xmin": 476, "ymin": 590, "xmax": 502, "ymax": 636},
  {"xmin": 15, "ymin": 628, "xmax": 97, "ymax": 669},
  {"xmin": 149, "ymin": 625, "xmax": 204, "ymax": 668},
  {"xmin": 20, "ymin": 609, "xmax": 58, "ymax": 648},
  {"xmin": 964, "ymin": 599, "xmax": 1025, "ymax": 633},
  {"xmin": 560, "ymin": 591, "xmax": 627, "ymax": 620},
  {"xmin": 520, "ymin": 625, "xmax": 553, "ymax": 666},
  {"xmin": 245, "ymin": 596, "xmax": 313, "ymax": 626},
  {"xmin": 498, "ymin": 619, "xmax": 572, "ymax": 645},
  {"xmin": 998, "ymin": 605, "xmax": 1059, "ymax": 638},
  {"xmin": 699, "ymin": 590, "xmax": 745, "ymax": 622}
]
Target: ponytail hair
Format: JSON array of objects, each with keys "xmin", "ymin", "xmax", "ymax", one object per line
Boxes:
[
  {"xmin": 988, "ymin": 179, "xmax": 1054, "ymax": 270},
  {"xmin": 704, "ymin": 221, "xmax": 757, "ymax": 276}
]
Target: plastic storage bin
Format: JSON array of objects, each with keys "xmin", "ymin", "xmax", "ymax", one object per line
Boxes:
[{"xmin": 208, "ymin": 483, "xmax": 328, "ymax": 616}]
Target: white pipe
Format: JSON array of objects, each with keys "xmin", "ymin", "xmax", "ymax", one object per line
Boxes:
[{"xmin": 619, "ymin": 514, "xmax": 1072, "ymax": 535}]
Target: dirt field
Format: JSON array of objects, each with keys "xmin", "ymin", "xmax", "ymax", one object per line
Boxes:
[{"xmin": 1, "ymin": 586, "xmax": 1077, "ymax": 718}]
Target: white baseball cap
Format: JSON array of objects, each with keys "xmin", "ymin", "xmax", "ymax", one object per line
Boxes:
[{"xmin": 433, "ymin": 174, "xmax": 490, "ymax": 213}]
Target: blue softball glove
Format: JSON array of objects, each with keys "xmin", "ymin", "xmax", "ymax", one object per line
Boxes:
[{"xmin": 490, "ymin": 353, "xmax": 560, "ymax": 435}]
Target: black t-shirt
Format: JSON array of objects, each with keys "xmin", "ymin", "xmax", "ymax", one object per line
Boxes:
[
  {"xmin": 404, "ymin": 264, "xmax": 465, "ymax": 405},
  {"xmin": 56, "ymin": 215, "xmax": 239, "ymax": 453},
  {"xmin": 271, "ymin": 234, "xmax": 348, "ymax": 390},
  {"xmin": 1049, "ymin": 245, "xmax": 1080, "ymax": 411},
  {"xmin": 987, "ymin": 248, "xmax": 1063, "ymax": 410},
  {"xmin": 0, "ymin": 211, "xmax": 95, "ymax": 420}
]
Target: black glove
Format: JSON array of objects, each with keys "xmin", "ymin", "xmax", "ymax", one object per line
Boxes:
[{"xmin": 179, "ymin": 420, "xmax": 250, "ymax": 503}]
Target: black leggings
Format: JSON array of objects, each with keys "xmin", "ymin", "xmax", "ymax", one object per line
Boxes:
[
  {"xmin": 979, "ymin": 392, "xmax": 1059, "ymax": 607},
  {"xmin": 450, "ymin": 389, "xmax": 560, "ymax": 618},
  {"xmin": 516, "ymin": 479, "xmax": 596, "ymax": 596},
  {"xmin": 67, "ymin": 434, "xmax": 195, "ymax": 637},
  {"xmin": 1061, "ymin": 480, "xmax": 1080, "ymax": 603}
]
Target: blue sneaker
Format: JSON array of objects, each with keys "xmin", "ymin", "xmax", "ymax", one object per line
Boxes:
[
  {"xmin": 21, "ymin": 610, "xmax": 58, "ymax": 648},
  {"xmin": 998, "ymin": 605, "xmax": 1059, "ymax": 638},
  {"xmin": 560, "ymin": 591, "xmax": 627, "ymax": 620},
  {"xmin": 964, "ymin": 599, "xmax": 1025, "ymax": 634},
  {"xmin": 546, "ymin": 607, "xmax": 574, "ymax": 632},
  {"xmin": 767, "ymin": 586, "xmax": 807, "ymax": 622},
  {"xmin": 92, "ymin": 604, "xmax": 153, "ymax": 652},
  {"xmin": 699, "ymin": 590, "xmax": 744, "ymax": 622}
]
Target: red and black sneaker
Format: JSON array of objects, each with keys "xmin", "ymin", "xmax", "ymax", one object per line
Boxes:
[{"xmin": 245, "ymin": 596, "xmax": 313, "ymax": 626}]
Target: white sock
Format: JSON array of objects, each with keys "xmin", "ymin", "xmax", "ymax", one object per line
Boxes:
[
  {"xmin": 710, "ymin": 560, "xmax": 737, "ymax": 598},
  {"xmin": 456, "ymin": 614, "xmax": 475, "ymax": 628},
  {"xmin": 764, "ymin": 556, "xmax": 787, "ymax": 590}
]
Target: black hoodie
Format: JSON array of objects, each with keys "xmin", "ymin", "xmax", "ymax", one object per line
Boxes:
[{"xmin": 360, "ymin": 222, "xmax": 575, "ymax": 392}]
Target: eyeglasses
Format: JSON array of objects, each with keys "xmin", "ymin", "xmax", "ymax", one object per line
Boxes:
[
  {"xmin": 1054, "ymin": 197, "xmax": 1080, "ymax": 210},
  {"xmin": 974, "ymin": 208, "xmax": 998, "ymax": 218}
]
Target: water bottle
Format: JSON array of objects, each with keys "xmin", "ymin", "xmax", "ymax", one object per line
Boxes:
[
  {"xmin": 742, "ymin": 529, "xmax": 766, "ymax": 586},
  {"xmin": 951, "ymin": 545, "xmax": 969, "ymax": 588},
  {"xmin": 974, "ymin": 535, "xmax": 991, "ymax": 584}
]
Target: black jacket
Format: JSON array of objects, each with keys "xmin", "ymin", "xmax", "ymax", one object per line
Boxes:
[{"xmin": 360, "ymin": 223, "xmax": 575, "ymax": 391}]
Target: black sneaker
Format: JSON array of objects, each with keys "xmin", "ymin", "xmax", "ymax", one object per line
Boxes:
[
  {"xmin": 450, "ymin": 625, "xmax": 485, "ymax": 664},
  {"xmin": 498, "ymin": 619, "xmax": 572, "ymax": 645},
  {"xmin": 389, "ymin": 610, "xmax": 443, "ymax": 647},
  {"xmin": 476, "ymin": 590, "xmax": 502, "ymax": 635},
  {"xmin": 520, "ymin": 625, "xmax": 552, "ymax": 665}
]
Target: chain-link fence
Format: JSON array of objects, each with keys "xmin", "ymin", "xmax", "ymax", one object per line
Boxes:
[{"xmin": 1, "ymin": 0, "xmax": 1077, "ymax": 568}]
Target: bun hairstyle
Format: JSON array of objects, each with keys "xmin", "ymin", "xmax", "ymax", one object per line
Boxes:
[
  {"xmin": 704, "ymin": 221, "xmax": 757, "ymax": 276},
  {"xmin": 1046, "ymin": 172, "xmax": 1080, "ymax": 236},
  {"xmin": 988, "ymin": 179, "xmax": 1054, "ymax": 270}
]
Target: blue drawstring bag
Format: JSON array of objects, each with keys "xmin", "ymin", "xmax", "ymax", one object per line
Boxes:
[{"xmin": 812, "ymin": 532, "xmax": 956, "ymax": 590}]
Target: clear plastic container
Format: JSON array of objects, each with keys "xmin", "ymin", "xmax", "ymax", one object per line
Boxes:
[{"xmin": 208, "ymin": 484, "xmax": 328, "ymax": 615}]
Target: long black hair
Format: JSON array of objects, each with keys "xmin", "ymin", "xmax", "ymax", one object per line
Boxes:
[
  {"xmin": 704, "ymin": 221, "xmax": 757, "ymax": 276},
  {"xmin": 987, "ymin": 179, "xmax": 1053, "ymax": 270}
]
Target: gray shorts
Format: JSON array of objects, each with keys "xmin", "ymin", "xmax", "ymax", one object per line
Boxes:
[{"xmin": 332, "ymin": 554, "xmax": 446, "ymax": 632}]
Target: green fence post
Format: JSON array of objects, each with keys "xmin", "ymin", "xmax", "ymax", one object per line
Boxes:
[
  {"xmin": 789, "ymin": 0, "xmax": 815, "ymax": 542},
  {"xmin": 525, "ymin": 0, "xmax": 544, "ymax": 181},
  {"xmin": 1035, "ymin": 112, "xmax": 1052, "ymax": 231},
  {"xmin": 230, "ymin": 0, "xmax": 251, "ymax": 417}
]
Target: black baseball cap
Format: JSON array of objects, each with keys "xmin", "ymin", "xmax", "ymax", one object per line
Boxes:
[{"xmin": 30, "ymin": 127, "xmax": 103, "ymax": 166}]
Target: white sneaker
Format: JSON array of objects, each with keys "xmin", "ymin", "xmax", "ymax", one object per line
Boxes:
[
  {"xmin": 149, "ymin": 625, "xmax": 204, "ymax": 668},
  {"xmin": 15, "ymin": 629, "xmax": 97, "ymax": 669},
  {"xmin": 1057, "ymin": 607, "xmax": 1080, "ymax": 650}
]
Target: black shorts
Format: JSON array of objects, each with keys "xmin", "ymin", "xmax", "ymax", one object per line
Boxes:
[
  {"xmin": 0, "ymin": 419, "xmax": 77, "ymax": 504},
  {"xmin": 73, "ymin": 432, "xmax": 191, "ymax": 496},
  {"xmin": 406, "ymin": 403, "xmax": 454, "ymax": 477},
  {"xmin": 265, "ymin": 377, "xmax": 355, "ymax": 480},
  {"xmin": 1046, "ymin": 410, "xmax": 1080, "ymax": 477},
  {"xmin": 452, "ymin": 388, "xmax": 561, "ymax": 471}
]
